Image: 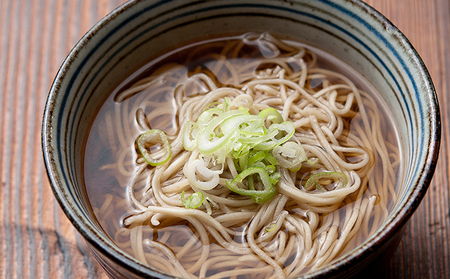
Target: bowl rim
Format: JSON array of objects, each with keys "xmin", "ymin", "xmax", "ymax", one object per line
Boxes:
[{"xmin": 42, "ymin": 0, "xmax": 441, "ymax": 277}]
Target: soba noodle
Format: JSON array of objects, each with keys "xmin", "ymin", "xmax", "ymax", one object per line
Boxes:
[{"xmin": 84, "ymin": 33, "xmax": 400, "ymax": 278}]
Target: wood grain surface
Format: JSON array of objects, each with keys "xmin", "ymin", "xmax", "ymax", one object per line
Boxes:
[{"xmin": 0, "ymin": 0, "xmax": 448, "ymax": 278}]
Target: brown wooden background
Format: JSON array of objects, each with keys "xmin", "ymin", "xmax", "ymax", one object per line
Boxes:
[{"xmin": 0, "ymin": 0, "xmax": 448, "ymax": 278}]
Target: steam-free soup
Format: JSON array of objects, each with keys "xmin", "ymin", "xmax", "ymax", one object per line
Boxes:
[{"xmin": 84, "ymin": 33, "xmax": 400, "ymax": 278}]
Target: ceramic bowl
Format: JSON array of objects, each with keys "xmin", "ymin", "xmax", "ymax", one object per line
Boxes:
[{"xmin": 42, "ymin": 0, "xmax": 440, "ymax": 278}]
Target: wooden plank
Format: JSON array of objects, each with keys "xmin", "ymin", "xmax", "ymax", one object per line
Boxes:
[{"xmin": 367, "ymin": 0, "xmax": 450, "ymax": 278}]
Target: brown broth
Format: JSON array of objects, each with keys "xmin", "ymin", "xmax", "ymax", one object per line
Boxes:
[{"xmin": 83, "ymin": 34, "xmax": 401, "ymax": 277}]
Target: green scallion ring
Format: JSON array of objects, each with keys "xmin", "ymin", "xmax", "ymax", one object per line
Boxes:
[{"xmin": 138, "ymin": 129, "xmax": 171, "ymax": 166}]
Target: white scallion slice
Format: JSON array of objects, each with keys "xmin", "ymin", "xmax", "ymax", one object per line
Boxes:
[
  {"xmin": 272, "ymin": 141, "xmax": 307, "ymax": 171},
  {"xmin": 183, "ymin": 121, "xmax": 198, "ymax": 151},
  {"xmin": 186, "ymin": 159, "xmax": 222, "ymax": 190},
  {"xmin": 254, "ymin": 121, "xmax": 295, "ymax": 150},
  {"xmin": 181, "ymin": 191, "xmax": 205, "ymax": 209},
  {"xmin": 197, "ymin": 110, "xmax": 244, "ymax": 154},
  {"xmin": 304, "ymin": 172, "xmax": 347, "ymax": 191}
]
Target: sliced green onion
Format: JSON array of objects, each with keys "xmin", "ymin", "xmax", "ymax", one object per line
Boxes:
[
  {"xmin": 223, "ymin": 97, "xmax": 230, "ymax": 111},
  {"xmin": 181, "ymin": 98, "xmax": 308, "ymax": 205},
  {"xmin": 259, "ymin": 107, "xmax": 283, "ymax": 127},
  {"xmin": 307, "ymin": 157, "xmax": 319, "ymax": 165},
  {"xmin": 247, "ymin": 172, "xmax": 278, "ymax": 204},
  {"xmin": 204, "ymin": 101, "xmax": 222, "ymax": 111},
  {"xmin": 304, "ymin": 172, "xmax": 347, "ymax": 191},
  {"xmin": 316, "ymin": 184, "xmax": 326, "ymax": 192},
  {"xmin": 265, "ymin": 223, "xmax": 277, "ymax": 232},
  {"xmin": 265, "ymin": 164, "xmax": 276, "ymax": 174},
  {"xmin": 254, "ymin": 121, "xmax": 295, "ymax": 150},
  {"xmin": 197, "ymin": 108, "xmax": 224, "ymax": 126},
  {"xmin": 138, "ymin": 129, "xmax": 171, "ymax": 166},
  {"xmin": 232, "ymin": 143, "xmax": 251, "ymax": 159},
  {"xmin": 186, "ymin": 159, "xmax": 221, "ymax": 190},
  {"xmin": 269, "ymin": 172, "xmax": 281, "ymax": 184},
  {"xmin": 226, "ymin": 167, "xmax": 273, "ymax": 197},
  {"xmin": 247, "ymin": 176, "xmax": 279, "ymax": 204},
  {"xmin": 221, "ymin": 114, "xmax": 260, "ymax": 135},
  {"xmin": 204, "ymin": 200, "xmax": 212, "ymax": 215},
  {"xmin": 251, "ymin": 181, "xmax": 277, "ymax": 204},
  {"xmin": 183, "ymin": 121, "xmax": 198, "ymax": 151},
  {"xmin": 247, "ymin": 150, "xmax": 266, "ymax": 166},
  {"xmin": 181, "ymin": 191, "xmax": 205, "ymax": 209},
  {"xmin": 238, "ymin": 127, "xmax": 277, "ymax": 145},
  {"xmin": 234, "ymin": 158, "xmax": 243, "ymax": 172},
  {"xmin": 252, "ymin": 189, "xmax": 277, "ymax": 204},
  {"xmin": 240, "ymin": 124, "xmax": 266, "ymax": 136},
  {"xmin": 197, "ymin": 110, "xmax": 243, "ymax": 154},
  {"xmin": 264, "ymin": 151, "xmax": 278, "ymax": 166},
  {"xmin": 272, "ymin": 141, "xmax": 307, "ymax": 171}
]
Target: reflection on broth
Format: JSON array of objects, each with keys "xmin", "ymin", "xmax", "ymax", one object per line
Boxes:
[{"xmin": 84, "ymin": 33, "xmax": 401, "ymax": 278}]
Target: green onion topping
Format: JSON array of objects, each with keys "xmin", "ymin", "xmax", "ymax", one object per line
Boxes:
[
  {"xmin": 138, "ymin": 129, "xmax": 171, "ymax": 166},
  {"xmin": 181, "ymin": 191, "xmax": 205, "ymax": 209},
  {"xmin": 182, "ymin": 98, "xmax": 309, "ymax": 203},
  {"xmin": 304, "ymin": 172, "xmax": 347, "ymax": 191}
]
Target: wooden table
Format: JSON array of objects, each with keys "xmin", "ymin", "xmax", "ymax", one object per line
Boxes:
[{"xmin": 0, "ymin": 0, "xmax": 448, "ymax": 278}]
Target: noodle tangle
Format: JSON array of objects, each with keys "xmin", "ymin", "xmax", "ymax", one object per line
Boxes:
[{"xmin": 87, "ymin": 33, "xmax": 400, "ymax": 278}]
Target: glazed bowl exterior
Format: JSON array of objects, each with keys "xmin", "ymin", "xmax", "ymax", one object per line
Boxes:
[{"xmin": 42, "ymin": 0, "xmax": 440, "ymax": 278}]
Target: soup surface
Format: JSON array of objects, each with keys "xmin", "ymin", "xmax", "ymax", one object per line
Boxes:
[{"xmin": 84, "ymin": 33, "xmax": 401, "ymax": 278}]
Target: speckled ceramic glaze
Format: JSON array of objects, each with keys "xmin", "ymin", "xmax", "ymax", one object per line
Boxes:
[{"xmin": 42, "ymin": 0, "xmax": 440, "ymax": 278}]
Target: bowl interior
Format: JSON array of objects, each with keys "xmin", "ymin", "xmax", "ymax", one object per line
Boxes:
[{"xmin": 42, "ymin": 0, "xmax": 439, "ymax": 277}]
